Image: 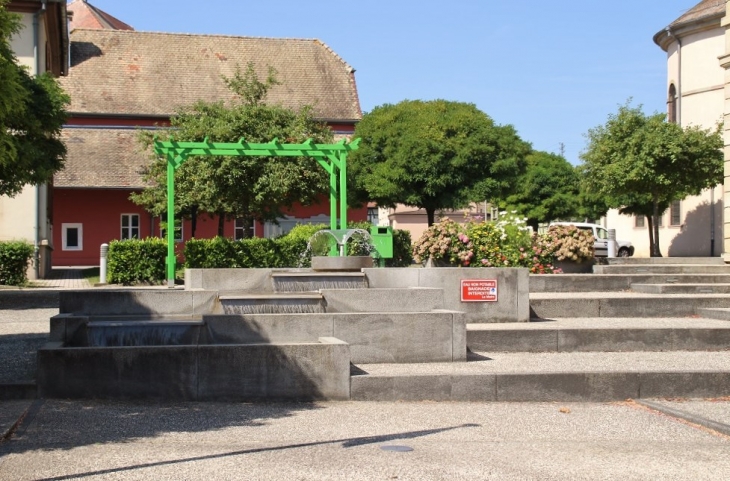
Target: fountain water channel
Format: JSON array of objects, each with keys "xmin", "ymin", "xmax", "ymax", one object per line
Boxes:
[{"xmin": 301, "ymin": 228, "xmax": 376, "ymax": 271}]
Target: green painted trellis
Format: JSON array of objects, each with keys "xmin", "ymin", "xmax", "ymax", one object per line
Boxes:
[{"xmin": 153, "ymin": 137, "xmax": 360, "ymax": 287}]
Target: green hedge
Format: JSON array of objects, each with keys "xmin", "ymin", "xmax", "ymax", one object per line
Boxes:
[
  {"xmin": 0, "ymin": 241, "xmax": 33, "ymax": 286},
  {"xmin": 184, "ymin": 225, "xmax": 413, "ymax": 269},
  {"xmin": 108, "ymin": 238, "xmax": 167, "ymax": 285}
]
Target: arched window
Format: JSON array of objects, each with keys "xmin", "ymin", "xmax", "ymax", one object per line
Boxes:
[{"xmin": 668, "ymin": 84, "xmax": 677, "ymax": 123}]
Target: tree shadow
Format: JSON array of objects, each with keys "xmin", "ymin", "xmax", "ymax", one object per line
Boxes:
[
  {"xmin": 668, "ymin": 200, "xmax": 722, "ymax": 257},
  {"xmin": 69, "ymin": 42, "xmax": 103, "ymax": 68}
]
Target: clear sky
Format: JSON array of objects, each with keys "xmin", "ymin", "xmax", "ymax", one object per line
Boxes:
[{"xmin": 86, "ymin": 0, "xmax": 697, "ymax": 165}]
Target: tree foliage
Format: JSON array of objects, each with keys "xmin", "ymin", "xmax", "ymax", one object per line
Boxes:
[
  {"xmin": 131, "ymin": 63, "xmax": 333, "ymax": 237},
  {"xmin": 580, "ymin": 102, "xmax": 723, "ymax": 256},
  {"xmin": 503, "ymin": 151, "xmax": 580, "ymax": 230},
  {"xmin": 0, "ymin": 2, "xmax": 69, "ymax": 197},
  {"xmin": 348, "ymin": 99, "xmax": 531, "ymax": 226}
]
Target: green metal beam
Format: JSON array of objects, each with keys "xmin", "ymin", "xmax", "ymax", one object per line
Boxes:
[{"xmin": 153, "ymin": 137, "xmax": 359, "ymax": 287}]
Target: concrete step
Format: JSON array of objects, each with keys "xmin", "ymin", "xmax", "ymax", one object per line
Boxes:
[
  {"xmin": 467, "ymin": 318, "xmax": 730, "ymax": 352},
  {"xmin": 603, "ymin": 257, "xmax": 725, "ymax": 265},
  {"xmin": 350, "ymin": 351, "xmax": 730, "ymax": 402},
  {"xmin": 593, "ymin": 264, "xmax": 730, "ymax": 275},
  {"xmin": 530, "ymin": 292, "xmax": 730, "ymax": 318},
  {"xmin": 698, "ymin": 308, "xmax": 730, "ymax": 321},
  {"xmin": 321, "ymin": 287, "xmax": 443, "ymax": 313},
  {"xmin": 530, "ymin": 274, "xmax": 730, "ymax": 293},
  {"xmin": 218, "ymin": 293, "xmax": 325, "ymax": 314},
  {"xmin": 270, "ymin": 271, "xmax": 368, "ymax": 292},
  {"xmin": 631, "ymin": 283, "xmax": 730, "ymax": 294}
]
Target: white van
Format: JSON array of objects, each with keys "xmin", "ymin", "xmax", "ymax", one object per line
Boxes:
[{"xmin": 549, "ymin": 222, "xmax": 634, "ymax": 257}]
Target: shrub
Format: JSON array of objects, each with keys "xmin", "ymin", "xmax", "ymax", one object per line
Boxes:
[
  {"xmin": 412, "ymin": 217, "xmax": 473, "ymax": 265},
  {"xmin": 0, "ymin": 241, "xmax": 34, "ymax": 286},
  {"xmin": 542, "ymin": 224, "xmax": 595, "ymax": 263},
  {"xmin": 387, "ymin": 229, "xmax": 413, "ymax": 267},
  {"xmin": 108, "ymin": 238, "xmax": 167, "ymax": 285}
]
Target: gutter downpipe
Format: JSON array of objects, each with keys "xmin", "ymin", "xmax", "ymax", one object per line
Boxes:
[{"xmin": 32, "ymin": 2, "xmax": 48, "ymax": 279}]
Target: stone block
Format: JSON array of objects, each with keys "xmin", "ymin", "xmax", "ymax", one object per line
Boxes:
[
  {"xmin": 558, "ymin": 329, "xmax": 674, "ymax": 352},
  {"xmin": 529, "ymin": 299, "xmax": 601, "ymax": 318},
  {"xmin": 196, "ymin": 339, "xmax": 350, "ymax": 401},
  {"xmin": 333, "ymin": 312, "xmax": 457, "ymax": 363},
  {"xmin": 468, "ymin": 328, "xmax": 558, "ymax": 353},
  {"xmin": 37, "ymin": 344, "xmax": 198, "ymax": 400},
  {"xmin": 59, "ymin": 290, "xmax": 215, "ymax": 316},
  {"xmin": 322, "ymin": 287, "xmax": 443, "ymax": 313},
  {"xmin": 363, "ymin": 268, "xmax": 419, "ymax": 288},
  {"xmin": 452, "ymin": 312, "xmax": 467, "ymax": 361},
  {"xmin": 186, "ymin": 268, "xmax": 276, "ymax": 293},
  {"xmin": 639, "ymin": 372, "xmax": 730, "ymax": 399},
  {"xmin": 204, "ymin": 314, "xmax": 334, "ymax": 343}
]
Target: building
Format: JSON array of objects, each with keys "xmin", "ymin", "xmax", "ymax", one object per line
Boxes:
[
  {"xmin": 1, "ymin": 0, "xmax": 69, "ymax": 279},
  {"xmin": 604, "ymin": 0, "xmax": 726, "ymax": 257},
  {"xmin": 52, "ymin": 1, "xmax": 364, "ymax": 266}
]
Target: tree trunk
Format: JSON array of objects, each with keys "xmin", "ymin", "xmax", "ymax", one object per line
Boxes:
[
  {"xmin": 426, "ymin": 208, "xmax": 436, "ymax": 227},
  {"xmin": 217, "ymin": 212, "xmax": 225, "ymax": 237},
  {"xmin": 241, "ymin": 215, "xmax": 254, "ymax": 239},
  {"xmin": 651, "ymin": 200, "xmax": 663, "ymax": 257},
  {"xmin": 190, "ymin": 205, "xmax": 198, "ymax": 238},
  {"xmin": 646, "ymin": 216, "xmax": 654, "ymax": 255}
]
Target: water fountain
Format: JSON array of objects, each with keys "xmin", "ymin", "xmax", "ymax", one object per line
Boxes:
[{"xmin": 304, "ymin": 228, "xmax": 376, "ymax": 271}]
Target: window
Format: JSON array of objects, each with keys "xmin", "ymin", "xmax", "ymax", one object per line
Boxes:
[
  {"xmin": 121, "ymin": 214, "xmax": 140, "ymax": 240},
  {"xmin": 670, "ymin": 200, "xmax": 681, "ymax": 226},
  {"xmin": 595, "ymin": 227, "xmax": 609, "ymax": 240},
  {"xmin": 657, "ymin": 214, "xmax": 663, "ymax": 227},
  {"xmin": 635, "ymin": 216, "xmax": 645, "ymax": 228},
  {"xmin": 234, "ymin": 218, "xmax": 256, "ymax": 240},
  {"xmin": 367, "ymin": 207, "xmax": 379, "ymax": 225},
  {"xmin": 160, "ymin": 219, "xmax": 183, "ymax": 242},
  {"xmin": 62, "ymin": 223, "xmax": 83, "ymax": 251},
  {"xmin": 668, "ymin": 83, "xmax": 677, "ymax": 124}
]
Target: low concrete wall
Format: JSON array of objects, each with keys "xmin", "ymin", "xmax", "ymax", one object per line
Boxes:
[
  {"xmin": 322, "ymin": 288, "xmax": 443, "ymax": 313},
  {"xmin": 185, "ymin": 268, "xmax": 277, "ymax": 292},
  {"xmin": 59, "ymin": 290, "xmax": 218, "ymax": 316},
  {"xmin": 37, "ymin": 337, "xmax": 350, "ymax": 401},
  {"xmin": 205, "ymin": 311, "xmax": 466, "ymax": 363},
  {"xmin": 364, "ymin": 268, "xmax": 530, "ymax": 323}
]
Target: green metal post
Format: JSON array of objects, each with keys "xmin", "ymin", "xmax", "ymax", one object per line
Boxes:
[
  {"xmin": 339, "ymin": 152, "xmax": 347, "ymax": 229},
  {"xmin": 329, "ymin": 160, "xmax": 337, "ymax": 231},
  {"xmin": 166, "ymin": 155, "xmax": 176, "ymax": 287}
]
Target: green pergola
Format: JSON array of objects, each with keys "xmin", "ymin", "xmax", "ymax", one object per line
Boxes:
[{"xmin": 153, "ymin": 137, "xmax": 360, "ymax": 287}]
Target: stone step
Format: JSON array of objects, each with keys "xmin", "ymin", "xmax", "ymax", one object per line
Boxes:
[
  {"xmin": 593, "ymin": 264, "xmax": 730, "ymax": 275},
  {"xmin": 698, "ymin": 308, "xmax": 730, "ymax": 321},
  {"xmin": 529, "ymin": 292, "xmax": 730, "ymax": 318},
  {"xmin": 321, "ymin": 287, "xmax": 443, "ymax": 313},
  {"xmin": 631, "ymin": 283, "xmax": 730, "ymax": 294},
  {"xmin": 530, "ymin": 274, "xmax": 730, "ymax": 293},
  {"xmin": 603, "ymin": 257, "xmax": 725, "ymax": 265},
  {"xmin": 467, "ymin": 318, "xmax": 730, "ymax": 352},
  {"xmin": 218, "ymin": 293, "xmax": 325, "ymax": 314},
  {"xmin": 350, "ymin": 351, "xmax": 730, "ymax": 402},
  {"xmin": 270, "ymin": 271, "xmax": 368, "ymax": 292}
]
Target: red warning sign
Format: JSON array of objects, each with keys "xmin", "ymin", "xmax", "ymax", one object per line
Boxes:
[{"xmin": 461, "ymin": 279, "xmax": 498, "ymax": 302}]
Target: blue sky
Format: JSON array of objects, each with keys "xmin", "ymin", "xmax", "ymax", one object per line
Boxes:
[{"xmin": 87, "ymin": 0, "xmax": 696, "ymax": 165}]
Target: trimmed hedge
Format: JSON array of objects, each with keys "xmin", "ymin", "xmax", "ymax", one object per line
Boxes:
[
  {"xmin": 0, "ymin": 241, "xmax": 34, "ymax": 286},
  {"xmin": 387, "ymin": 229, "xmax": 413, "ymax": 267},
  {"xmin": 108, "ymin": 238, "xmax": 167, "ymax": 285}
]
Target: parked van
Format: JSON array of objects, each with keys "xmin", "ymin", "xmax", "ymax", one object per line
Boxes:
[{"xmin": 549, "ymin": 222, "xmax": 634, "ymax": 257}]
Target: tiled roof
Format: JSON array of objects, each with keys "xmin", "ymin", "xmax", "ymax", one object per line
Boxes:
[
  {"xmin": 60, "ymin": 29, "xmax": 362, "ymax": 121},
  {"xmin": 67, "ymin": 0, "xmax": 134, "ymax": 31},
  {"xmin": 56, "ymin": 128, "xmax": 151, "ymax": 188},
  {"xmin": 669, "ymin": 0, "xmax": 725, "ymax": 28}
]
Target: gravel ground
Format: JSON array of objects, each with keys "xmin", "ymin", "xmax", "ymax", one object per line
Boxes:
[
  {"xmin": 0, "ymin": 400, "xmax": 729, "ymax": 480},
  {"xmin": 0, "ymin": 308, "xmax": 55, "ymax": 383}
]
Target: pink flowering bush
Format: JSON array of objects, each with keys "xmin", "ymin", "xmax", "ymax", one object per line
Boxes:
[{"xmin": 412, "ymin": 213, "xmax": 592, "ymax": 273}]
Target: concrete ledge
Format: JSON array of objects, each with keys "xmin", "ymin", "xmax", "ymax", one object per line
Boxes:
[
  {"xmin": 593, "ymin": 265, "xmax": 730, "ymax": 275},
  {"xmin": 322, "ymin": 288, "xmax": 443, "ymax": 313},
  {"xmin": 311, "ymin": 256, "xmax": 373, "ymax": 271},
  {"xmin": 0, "ymin": 290, "xmax": 59, "ymax": 309},
  {"xmin": 0, "ymin": 382, "xmax": 37, "ymax": 401},
  {"xmin": 218, "ymin": 294, "xmax": 325, "ymax": 315},
  {"xmin": 531, "ymin": 274, "xmax": 730, "ymax": 293},
  {"xmin": 699, "ymin": 308, "xmax": 730, "ymax": 321},
  {"xmin": 59, "ymin": 290, "xmax": 218, "ymax": 316},
  {"xmin": 530, "ymin": 296, "xmax": 730, "ymax": 318},
  {"xmin": 351, "ymin": 374, "xmax": 496, "ymax": 401},
  {"xmin": 631, "ymin": 284, "xmax": 730, "ymax": 294},
  {"xmin": 184, "ymin": 268, "xmax": 276, "ymax": 292}
]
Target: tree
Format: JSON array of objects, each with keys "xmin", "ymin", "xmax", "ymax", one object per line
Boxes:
[
  {"xmin": 580, "ymin": 102, "xmax": 723, "ymax": 257},
  {"xmin": 131, "ymin": 63, "xmax": 333, "ymax": 237},
  {"xmin": 348, "ymin": 99, "xmax": 531, "ymax": 226},
  {"xmin": 503, "ymin": 151, "xmax": 580, "ymax": 230},
  {"xmin": 0, "ymin": 1, "xmax": 69, "ymax": 197}
]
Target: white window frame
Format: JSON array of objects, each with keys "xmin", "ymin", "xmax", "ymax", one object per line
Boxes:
[
  {"xmin": 62, "ymin": 223, "xmax": 83, "ymax": 251},
  {"xmin": 234, "ymin": 218, "xmax": 256, "ymax": 240},
  {"xmin": 635, "ymin": 215, "xmax": 645, "ymax": 228},
  {"xmin": 121, "ymin": 213, "xmax": 140, "ymax": 240},
  {"xmin": 159, "ymin": 219, "xmax": 183, "ymax": 243},
  {"xmin": 670, "ymin": 200, "xmax": 681, "ymax": 226}
]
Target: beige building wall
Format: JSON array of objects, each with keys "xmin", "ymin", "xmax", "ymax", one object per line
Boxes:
[
  {"xmin": 606, "ymin": 18, "xmax": 725, "ymax": 257},
  {"xmin": 0, "ymin": 11, "xmax": 54, "ymax": 278}
]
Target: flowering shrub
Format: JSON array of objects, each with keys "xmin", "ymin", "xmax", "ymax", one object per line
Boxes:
[
  {"xmin": 542, "ymin": 224, "xmax": 594, "ymax": 263},
  {"xmin": 412, "ymin": 212, "xmax": 595, "ymax": 273},
  {"xmin": 412, "ymin": 217, "xmax": 473, "ymax": 265}
]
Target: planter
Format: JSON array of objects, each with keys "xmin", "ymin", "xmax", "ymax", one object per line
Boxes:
[
  {"xmin": 311, "ymin": 256, "xmax": 374, "ymax": 272},
  {"xmin": 424, "ymin": 257, "xmax": 459, "ymax": 268},
  {"xmin": 553, "ymin": 259, "xmax": 595, "ymax": 274}
]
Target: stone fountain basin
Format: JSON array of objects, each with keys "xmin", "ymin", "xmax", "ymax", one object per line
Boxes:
[{"xmin": 38, "ymin": 317, "xmax": 350, "ymax": 401}]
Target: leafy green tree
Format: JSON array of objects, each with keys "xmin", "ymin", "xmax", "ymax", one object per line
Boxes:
[
  {"xmin": 132, "ymin": 63, "xmax": 333, "ymax": 237},
  {"xmin": 348, "ymin": 99, "xmax": 530, "ymax": 226},
  {"xmin": 580, "ymin": 102, "xmax": 722, "ymax": 257},
  {"xmin": 0, "ymin": 1, "xmax": 69, "ymax": 197},
  {"xmin": 503, "ymin": 151, "xmax": 580, "ymax": 230}
]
